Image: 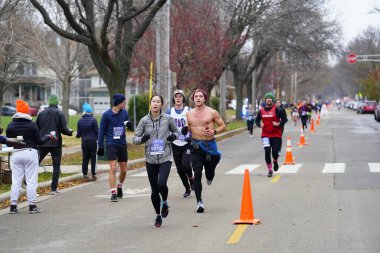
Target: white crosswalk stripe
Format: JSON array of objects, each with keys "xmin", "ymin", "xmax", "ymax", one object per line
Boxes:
[
  {"xmin": 368, "ymin": 163, "xmax": 380, "ymax": 172},
  {"xmin": 277, "ymin": 164, "xmax": 303, "ymax": 173},
  {"xmin": 224, "ymin": 163, "xmax": 380, "ymax": 174},
  {"xmin": 322, "ymin": 163, "xmax": 345, "ymax": 173},
  {"xmin": 225, "ymin": 164, "xmax": 261, "ymax": 174}
]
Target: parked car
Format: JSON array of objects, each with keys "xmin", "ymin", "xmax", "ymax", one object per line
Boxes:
[
  {"xmin": 357, "ymin": 101, "xmax": 377, "ymax": 114},
  {"xmin": 1, "ymin": 106, "xmax": 16, "ymax": 116},
  {"xmin": 38, "ymin": 105, "xmax": 77, "ymax": 116},
  {"xmin": 374, "ymin": 104, "xmax": 380, "ymax": 122}
]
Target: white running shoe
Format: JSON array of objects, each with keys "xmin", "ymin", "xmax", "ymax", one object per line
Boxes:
[{"xmin": 196, "ymin": 201, "xmax": 204, "ymax": 213}]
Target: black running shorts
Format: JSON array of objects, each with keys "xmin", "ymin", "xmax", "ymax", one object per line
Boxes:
[{"xmin": 106, "ymin": 145, "xmax": 128, "ymax": 162}]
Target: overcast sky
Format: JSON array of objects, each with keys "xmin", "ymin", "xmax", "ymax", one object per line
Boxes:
[{"xmin": 327, "ymin": 0, "xmax": 380, "ymax": 45}]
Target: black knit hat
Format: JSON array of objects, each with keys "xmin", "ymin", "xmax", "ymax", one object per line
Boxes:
[{"xmin": 113, "ymin": 94, "xmax": 126, "ymax": 106}]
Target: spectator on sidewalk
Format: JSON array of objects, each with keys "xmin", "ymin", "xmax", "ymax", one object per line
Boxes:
[
  {"xmin": 36, "ymin": 95, "xmax": 73, "ymax": 195},
  {"xmin": 97, "ymin": 94, "xmax": 133, "ymax": 202},
  {"xmin": 6, "ymin": 99, "xmax": 56, "ymax": 214},
  {"xmin": 76, "ymin": 103, "xmax": 99, "ymax": 181}
]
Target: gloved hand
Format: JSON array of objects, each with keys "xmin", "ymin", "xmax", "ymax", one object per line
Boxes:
[
  {"xmin": 166, "ymin": 134, "xmax": 177, "ymax": 142},
  {"xmin": 47, "ymin": 134, "xmax": 58, "ymax": 142},
  {"xmin": 141, "ymin": 134, "xmax": 150, "ymax": 143},
  {"xmin": 185, "ymin": 136, "xmax": 192, "ymax": 143},
  {"xmin": 97, "ymin": 147, "xmax": 105, "ymax": 156},
  {"xmin": 67, "ymin": 129, "xmax": 73, "ymax": 136},
  {"xmin": 181, "ymin": 126, "xmax": 189, "ymax": 135},
  {"xmin": 0, "ymin": 135, "xmax": 7, "ymax": 144},
  {"xmin": 124, "ymin": 121, "xmax": 134, "ymax": 130}
]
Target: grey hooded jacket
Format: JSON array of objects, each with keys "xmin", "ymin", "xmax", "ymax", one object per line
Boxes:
[{"xmin": 133, "ymin": 112, "xmax": 179, "ymax": 164}]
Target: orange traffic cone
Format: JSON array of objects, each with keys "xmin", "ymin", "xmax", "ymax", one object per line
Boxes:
[
  {"xmin": 297, "ymin": 128, "xmax": 308, "ymax": 146},
  {"xmin": 310, "ymin": 118, "xmax": 315, "ymax": 133},
  {"xmin": 234, "ymin": 169, "xmax": 261, "ymax": 225},
  {"xmin": 283, "ymin": 136, "xmax": 295, "ymax": 165},
  {"xmin": 316, "ymin": 114, "xmax": 320, "ymax": 126}
]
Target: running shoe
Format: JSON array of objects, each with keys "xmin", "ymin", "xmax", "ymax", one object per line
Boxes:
[
  {"xmin": 49, "ymin": 189, "xmax": 60, "ymax": 195},
  {"xmin": 9, "ymin": 205, "xmax": 18, "ymax": 214},
  {"xmin": 110, "ymin": 193, "xmax": 118, "ymax": 202},
  {"xmin": 206, "ymin": 179, "xmax": 213, "ymax": 185},
  {"xmin": 117, "ymin": 186, "xmax": 123, "ymax": 199},
  {"xmin": 161, "ymin": 202, "xmax": 169, "ymax": 218},
  {"xmin": 154, "ymin": 215, "xmax": 162, "ymax": 227},
  {"xmin": 183, "ymin": 189, "xmax": 191, "ymax": 198},
  {"xmin": 267, "ymin": 170, "xmax": 273, "ymax": 177},
  {"xmin": 29, "ymin": 205, "xmax": 42, "ymax": 214},
  {"xmin": 196, "ymin": 201, "xmax": 204, "ymax": 213},
  {"xmin": 273, "ymin": 161, "xmax": 279, "ymax": 171}
]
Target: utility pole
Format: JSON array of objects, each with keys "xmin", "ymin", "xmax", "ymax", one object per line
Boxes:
[
  {"xmin": 219, "ymin": 71, "xmax": 226, "ymax": 122},
  {"xmin": 155, "ymin": 1, "xmax": 171, "ymax": 110}
]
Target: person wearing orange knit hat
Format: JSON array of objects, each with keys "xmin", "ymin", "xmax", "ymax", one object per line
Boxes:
[{"xmin": 6, "ymin": 99, "xmax": 55, "ymax": 214}]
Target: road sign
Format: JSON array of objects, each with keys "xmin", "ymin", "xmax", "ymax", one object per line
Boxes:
[{"xmin": 347, "ymin": 54, "xmax": 357, "ymax": 64}]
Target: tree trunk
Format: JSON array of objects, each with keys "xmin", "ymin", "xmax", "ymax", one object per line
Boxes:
[{"xmin": 61, "ymin": 72, "xmax": 71, "ymax": 123}]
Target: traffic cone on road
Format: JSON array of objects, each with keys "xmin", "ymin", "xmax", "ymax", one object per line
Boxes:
[
  {"xmin": 310, "ymin": 118, "xmax": 315, "ymax": 133},
  {"xmin": 283, "ymin": 137, "xmax": 295, "ymax": 165},
  {"xmin": 316, "ymin": 114, "xmax": 320, "ymax": 126},
  {"xmin": 234, "ymin": 169, "xmax": 261, "ymax": 225},
  {"xmin": 297, "ymin": 128, "xmax": 308, "ymax": 146}
]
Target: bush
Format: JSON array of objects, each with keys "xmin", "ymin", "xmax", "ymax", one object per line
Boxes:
[
  {"xmin": 210, "ymin": 96, "xmax": 220, "ymax": 113},
  {"xmin": 128, "ymin": 94, "xmax": 150, "ymax": 126}
]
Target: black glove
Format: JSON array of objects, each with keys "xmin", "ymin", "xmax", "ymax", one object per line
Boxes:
[
  {"xmin": 67, "ymin": 130, "xmax": 73, "ymax": 136},
  {"xmin": 141, "ymin": 134, "xmax": 150, "ymax": 143},
  {"xmin": 125, "ymin": 121, "xmax": 133, "ymax": 130},
  {"xmin": 185, "ymin": 136, "xmax": 192, "ymax": 143},
  {"xmin": 181, "ymin": 126, "xmax": 189, "ymax": 135},
  {"xmin": 97, "ymin": 147, "xmax": 105, "ymax": 156},
  {"xmin": 166, "ymin": 134, "xmax": 176, "ymax": 142}
]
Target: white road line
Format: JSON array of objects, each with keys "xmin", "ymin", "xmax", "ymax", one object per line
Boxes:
[
  {"xmin": 225, "ymin": 164, "xmax": 261, "ymax": 174},
  {"xmin": 322, "ymin": 163, "xmax": 345, "ymax": 173},
  {"xmin": 369, "ymin": 163, "xmax": 380, "ymax": 172},
  {"xmin": 277, "ymin": 164, "xmax": 303, "ymax": 173}
]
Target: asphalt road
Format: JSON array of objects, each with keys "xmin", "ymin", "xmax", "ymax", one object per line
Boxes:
[{"xmin": 0, "ymin": 107, "xmax": 380, "ymax": 253}]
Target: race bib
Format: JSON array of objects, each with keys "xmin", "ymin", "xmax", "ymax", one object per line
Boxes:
[
  {"xmin": 113, "ymin": 126, "xmax": 124, "ymax": 139},
  {"xmin": 262, "ymin": 137, "xmax": 270, "ymax": 148},
  {"xmin": 301, "ymin": 111, "xmax": 307, "ymax": 116},
  {"xmin": 150, "ymin": 139, "xmax": 165, "ymax": 155},
  {"xmin": 247, "ymin": 116, "xmax": 253, "ymax": 121}
]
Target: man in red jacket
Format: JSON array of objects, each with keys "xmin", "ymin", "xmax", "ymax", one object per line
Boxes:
[{"xmin": 255, "ymin": 93, "xmax": 288, "ymax": 177}]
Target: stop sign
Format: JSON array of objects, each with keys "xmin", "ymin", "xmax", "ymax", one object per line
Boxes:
[{"xmin": 347, "ymin": 54, "xmax": 357, "ymax": 64}]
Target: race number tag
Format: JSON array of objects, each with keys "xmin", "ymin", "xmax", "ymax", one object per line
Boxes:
[
  {"xmin": 262, "ymin": 137, "xmax": 270, "ymax": 148},
  {"xmin": 301, "ymin": 111, "xmax": 307, "ymax": 116},
  {"xmin": 150, "ymin": 139, "xmax": 165, "ymax": 155},
  {"xmin": 247, "ymin": 116, "xmax": 253, "ymax": 121},
  {"xmin": 113, "ymin": 126, "xmax": 124, "ymax": 139}
]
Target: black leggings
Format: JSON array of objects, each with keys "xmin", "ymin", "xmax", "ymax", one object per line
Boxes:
[
  {"xmin": 190, "ymin": 147, "xmax": 220, "ymax": 202},
  {"xmin": 146, "ymin": 161, "xmax": 172, "ymax": 214},
  {"xmin": 300, "ymin": 116, "xmax": 308, "ymax": 130},
  {"xmin": 264, "ymin": 137, "xmax": 282, "ymax": 165},
  {"xmin": 247, "ymin": 120, "xmax": 254, "ymax": 135},
  {"xmin": 173, "ymin": 150, "xmax": 193, "ymax": 191}
]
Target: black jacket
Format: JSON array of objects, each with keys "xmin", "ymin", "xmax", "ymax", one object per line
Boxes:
[
  {"xmin": 6, "ymin": 113, "xmax": 50, "ymax": 149},
  {"xmin": 36, "ymin": 105, "xmax": 72, "ymax": 147}
]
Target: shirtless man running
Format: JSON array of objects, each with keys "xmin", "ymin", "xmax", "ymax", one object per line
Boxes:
[{"xmin": 182, "ymin": 88, "xmax": 226, "ymax": 213}]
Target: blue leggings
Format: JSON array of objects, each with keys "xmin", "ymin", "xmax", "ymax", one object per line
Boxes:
[{"xmin": 146, "ymin": 161, "xmax": 172, "ymax": 214}]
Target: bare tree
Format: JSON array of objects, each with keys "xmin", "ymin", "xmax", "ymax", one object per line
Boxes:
[{"xmin": 30, "ymin": 0, "xmax": 167, "ymax": 105}]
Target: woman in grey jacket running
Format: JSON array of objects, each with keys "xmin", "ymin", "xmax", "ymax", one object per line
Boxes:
[{"xmin": 133, "ymin": 95, "xmax": 179, "ymax": 227}]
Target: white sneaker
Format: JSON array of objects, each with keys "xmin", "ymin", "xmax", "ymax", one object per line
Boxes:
[
  {"xmin": 196, "ymin": 201, "xmax": 204, "ymax": 213},
  {"xmin": 250, "ymin": 135, "xmax": 253, "ymax": 138}
]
